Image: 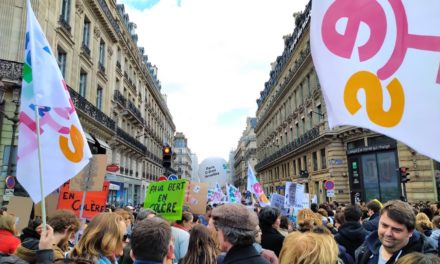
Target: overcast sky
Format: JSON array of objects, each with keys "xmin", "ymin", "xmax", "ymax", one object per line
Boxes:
[{"xmin": 119, "ymin": 0, "xmax": 309, "ymax": 162}]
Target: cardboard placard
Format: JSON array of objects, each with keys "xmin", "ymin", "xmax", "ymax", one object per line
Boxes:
[
  {"xmin": 58, "ymin": 181, "xmax": 109, "ymax": 219},
  {"xmin": 144, "ymin": 179, "xmax": 187, "ymax": 221},
  {"xmin": 7, "ymin": 196, "xmax": 33, "ymax": 233},
  {"xmin": 34, "ymin": 193, "xmax": 59, "ymax": 218},
  {"xmin": 70, "ymin": 155, "xmax": 107, "ymax": 192},
  {"xmin": 186, "ymin": 182, "xmax": 208, "ymax": 215}
]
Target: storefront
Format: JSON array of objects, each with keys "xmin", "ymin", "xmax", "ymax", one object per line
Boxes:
[
  {"xmin": 347, "ymin": 136, "xmax": 401, "ymax": 203},
  {"xmin": 105, "ymin": 173, "xmax": 143, "ymax": 206}
]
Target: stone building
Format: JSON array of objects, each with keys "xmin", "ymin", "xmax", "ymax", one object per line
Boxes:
[
  {"xmin": 255, "ymin": 1, "xmax": 440, "ymax": 203},
  {"xmin": 233, "ymin": 117, "xmax": 257, "ymax": 191},
  {"xmin": 174, "ymin": 132, "xmax": 192, "ymax": 180},
  {"xmin": 0, "ymin": 0, "xmax": 176, "ymax": 205}
]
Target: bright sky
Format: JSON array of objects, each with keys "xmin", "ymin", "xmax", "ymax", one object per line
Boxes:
[{"xmin": 119, "ymin": 0, "xmax": 309, "ymax": 162}]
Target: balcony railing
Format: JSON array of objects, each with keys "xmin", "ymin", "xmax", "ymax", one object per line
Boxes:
[
  {"xmin": 58, "ymin": 16, "xmax": 71, "ymax": 32},
  {"xmin": 81, "ymin": 43, "xmax": 91, "ymax": 57},
  {"xmin": 69, "ymin": 86, "xmax": 116, "ymax": 131},
  {"xmin": 116, "ymin": 127, "xmax": 147, "ymax": 154},
  {"xmin": 98, "ymin": 63, "xmax": 106, "ymax": 74},
  {"xmin": 127, "ymin": 101, "xmax": 144, "ymax": 123},
  {"xmin": 114, "ymin": 90, "xmax": 127, "ymax": 107},
  {"xmin": 255, "ymin": 126, "xmax": 320, "ymax": 172}
]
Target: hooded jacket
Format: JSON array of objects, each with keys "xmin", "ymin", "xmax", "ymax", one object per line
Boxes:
[
  {"xmin": 355, "ymin": 230, "xmax": 437, "ymax": 264},
  {"xmin": 334, "ymin": 221, "xmax": 369, "ymax": 259}
]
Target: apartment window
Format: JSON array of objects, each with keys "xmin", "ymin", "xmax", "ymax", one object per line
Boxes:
[
  {"xmin": 82, "ymin": 18, "xmax": 91, "ymax": 48},
  {"xmin": 317, "ymin": 105, "xmax": 323, "ymax": 121},
  {"xmin": 293, "ymin": 160, "xmax": 297, "ymax": 175},
  {"xmin": 312, "ymin": 152, "xmax": 318, "ymax": 171},
  {"xmin": 79, "ymin": 71, "xmax": 87, "ymax": 97},
  {"xmin": 57, "ymin": 48, "xmax": 67, "ymax": 77},
  {"xmin": 301, "ymin": 118, "xmax": 306, "ymax": 134},
  {"xmin": 99, "ymin": 40, "xmax": 106, "ymax": 65},
  {"xmin": 320, "ymin": 149, "xmax": 327, "ymax": 169},
  {"xmin": 96, "ymin": 86, "xmax": 103, "ymax": 110},
  {"xmin": 295, "ymin": 123, "xmax": 299, "ymax": 138},
  {"xmin": 309, "ymin": 112, "xmax": 313, "ymax": 129},
  {"xmin": 303, "ymin": 155, "xmax": 308, "ymax": 172},
  {"xmin": 60, "ymin": 0, "xmax": 71, "ymax": 24}
]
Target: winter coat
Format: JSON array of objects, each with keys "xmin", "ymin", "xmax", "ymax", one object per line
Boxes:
[
  {"xmin": 260, "ymin": 227, "xmax": 284, "ymax": 257},
  {"xmin": 14, "ymin": 231, "xmax": 40, "ymax": 263},
  {"xmin": 362, "ymin": 213, "xmax": 380, "ymax": 232},
  {"xmin": 334, "ymin": 221, "xmax": 369, "ymax": 259},
  {"xmin": 338, "ymin": 244, "xmax": 354, "ymax": 264},
  {"xmin": 0, "ymin": 229, "xmax": 20, "ymax": 254},
  {"xmin": 0, "ymin": 249, "xmax": 53, "ymax": 264},
  {"xmin": 355, "ymin": 230, "xmax": 437, "ymax": 264},
  {"xmin": 218, "ymin": 245, "xmax": 270, "ymax": 264}
]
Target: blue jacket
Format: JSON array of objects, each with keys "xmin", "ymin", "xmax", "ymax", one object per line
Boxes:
[
  {"xmin": 363, "ymin": 213, "xmax": 380, "ymax": 232},
  {"xmin": 355, "ymin": 230, "xmax": 437, "ymax": 264}
]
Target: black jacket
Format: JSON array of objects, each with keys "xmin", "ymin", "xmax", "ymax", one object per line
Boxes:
[
  {"xmin": 260, "ymin": 228, "xmax": 284, "ymax": 257},
  {"xmin": 334, "ymin": 221, "xmax": 369, "ymax": 259},
  {"xmin": 0, "ymin": 250, "xmax": 53, "ymax": 264},
  {"xmin": 363, "ymin": 213, "xmax": 380, "ymax": 232},
  {"xmin": 219, "ymin": 245, "xmax": 270, "ymax": 264},
  {"xmin": 355, "ymin": 230, "xmax": 437, "ymax": 264}
]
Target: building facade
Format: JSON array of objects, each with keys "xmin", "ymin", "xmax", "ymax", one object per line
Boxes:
[
  {"xmin": 190, "ymin": 152, "xmax": 199, "ymax": 182},
  {"xmin": 0, "ymin": 0, "xmax": 176, "ymax": 206},
  {"xmin": 174, "ymin": 132, "xmax": 192, "ymax": 180},
  {"xmin": 255, "ymin": 1, "xmax": 440, "ymax": 204},
  {"xmin": 233, "ymin": 117, "xmax": 258, "ymax": 191}
]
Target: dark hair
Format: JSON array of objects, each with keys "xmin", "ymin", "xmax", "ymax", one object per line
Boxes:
[
  {"xmin": 131, "ymin": 217, "xmax": 171, "ymax": 262},
  {"xmin": 48, "ymin": 210, "xmax": 81, "ymax": 233},
  {"xmin": 381, "ymin": 200, "xmax": 415, "ymax": 231},
  {"xmin": 367, "ymin": 200, "xmax": 381, "ymax": 213},
  {"xmin": 344, "ymin": 205, "xmax": 363, "ymax": 222},
  {"xmin": 181, "ymin": 225, "xmax": 218, "ymax": 264},
  {"xmin": 176, "ymin": 211, "xmax": 193, "ymax": 225},
  {"xmin": 136, "ymin": 208, "xmax": 156, "ymax": 222},
  {"xmin": 258, "ymin": 206, "xmax": 280, "ymax": 230},
  {"xmin": 311, "ymin": 203, "xmax": 318, "ymax": 213},
  {"xmin": 334, "ymin": 212, "xmax": 345, "ymax": 226},
  {"xmin": 280, "ymin": 215, "xmax": 289, "ymax": 230}
]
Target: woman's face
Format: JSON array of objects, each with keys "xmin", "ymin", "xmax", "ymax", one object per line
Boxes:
[
  {"xmin": 272, "ymin": 216, "xmax": 281, "ymax": 229},
  {"xmin": 115, "ymin": 220, "xmax": 127, "ymax": 257}
]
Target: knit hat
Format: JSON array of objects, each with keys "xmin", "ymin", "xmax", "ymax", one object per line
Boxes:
[{"xmin": 211, "ymin": 204, "xmax": 258, "ymax": 231}]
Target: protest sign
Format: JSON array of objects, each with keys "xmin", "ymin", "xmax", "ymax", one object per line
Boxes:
[
  {"xmin": 144, "ymin": 179, "xmax": 187, "ymax": 221},
  {"xmin": 284, "ymin": 182, "xmax": 297, "ymax": 208},
  {"xmin": 7, "ymin": 196, "xmax": 33, "ymax": 233},
  {"xmin": 227, "ymin": 184, "xmax": 241, "ymax": 203},
  {"xmin": 70, "ymin": 154, "xmax": 106, "ymax": 192},
  {"xmin": 58, "ymin": 181, "xmax": 109, "ymax": 219},
  {"xmin": 34, "ymin": 192, "xmax": 59, "ymax": 218},
  {"xmin": 270, "ymin": 193, "xmax": 288, "ymax": 215},
  {"xmin": 186, "ymin": 182, "xmax": 208, "ymax": 215}
]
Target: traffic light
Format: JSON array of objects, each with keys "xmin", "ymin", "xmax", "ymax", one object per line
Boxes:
[
  {"xmin": 162, "ymin": 145, "xmax": 172, "ymax": 168},
  {"xmin": 399, "ymin": 167, "xmax": 410, "ymax": 183}
]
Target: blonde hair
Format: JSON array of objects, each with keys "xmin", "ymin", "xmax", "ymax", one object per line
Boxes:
[
  {"xmin": 0, "ymin": 213, "xmax": 16, "ymax": 234},
  {"xmin": 69, "ymin": 213, "xmax": 125, "ymax": 261},
  {"xmin": 396, "ymin": 252, "xmax": 440, "ymax": 264},
  {"xmin": 279, "ymin": 232, "xmax": 339, "ymax": 264},
  {"xmin": 296, "ymin": 209, "xmax": 322, "ymax": 232},
  {"xmin": 416, "ymin": 212, "xmax": 433, "ymax": 231}
]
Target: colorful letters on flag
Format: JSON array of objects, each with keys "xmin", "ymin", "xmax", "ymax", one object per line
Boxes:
[
  {"xmin": 17, "ymin": 0, "xmax": 92, "ymax": 202},
  {"xmin": 247, "ymin": 164, "xmax": 270, "ymax": 207},
  {"xmin": 311, "ymin": 0, "xmax": 440, "ymax": 162},
  {"xmin": 227, "ymin": 184, "xmax": 241, "ymax": 203}
]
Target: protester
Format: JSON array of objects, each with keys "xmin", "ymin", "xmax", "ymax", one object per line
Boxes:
[
  {"xmin": 180, "ymin": 224, "xmax": 218, "ymax": 264},
  {"xmin": 211, "ymin": 203, "xmax": 269, "ymax": 264},
  {"xmin": 135, "ymin": 208, "xmax": 156, "ymax": 222},
  {"xmin": 430, "ymin": 216, "xmax": 440, "ymax": 243},
  {"xmin": 363, "ymin": 200, "xmax": 382, "ymax": 232},
  {"xmin": 356, "ymin": 200, "xmax": 437, "ymax": 264},
  {"xmin": 279, "ymin": 231, "xmax": 339, "ymax": 264},
  {"xmin": 258, "ymin": 206, "xmax": 284, "ymax": 257},
  {"xmin": 395, "ymin": 252, "xmax": 440, "ymax": 264},
  {"xmin": 311, "ymin": 225, "xmax": 354, "ymax": 264},
  {"xmin": 416, "ymin": 212, "xmax": 434, "ymax": 237},
  {"xmin": 130, "ymin": 217, "xmax": 174, "ymax": 264},
  {"xmin": 15, "ymin": 218, "xmax": 42, "ymax": 263},
  {"xmin": 277, "ymin": 216, "xmax": 289, "ymax": 237},
  {"xmin": 174, "ymin": 211, "xmax": 193, "ymax": 232},
  {"xmin": 334, "ymin": 211, "xmax": 345, "ymax": 231},
  {"xmin": 198, "ymin": 206, "xmax": 212, "ymax": 226},
  {"xmin": 171, "ymin": 213, "xmax": 191, "ymax": 263},
  {"xmin": 296, "ymin": 208, "xmax": 322, "ymax": 232},
  {"xmin": 334, "ymin": 204, "xmax": 369, "ymax": 259},
  {"xmin": 0, "ymin": 212, "xmax": 20, "ymax": 254},
  {"xmin": 47, "ymin": 210, "xmax": 81, "ymax": 259},
  {"xmin": 69, "ymin": 212, "xmax": 127, "ymax": 263}
]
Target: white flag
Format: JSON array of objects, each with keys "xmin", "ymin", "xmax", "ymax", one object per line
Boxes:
[
  {"xmin": 247, "ymin": 164, "xmax": 270, "ymax": 207},
  {"xmin": 311, "ymin": 0, "xmax": 440, "ymax": 162},
  {"xmin": 17, "ymin": 0, "xmax": 92, "ymax": 202}
]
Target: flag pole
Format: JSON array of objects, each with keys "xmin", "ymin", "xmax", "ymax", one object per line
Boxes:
[{"xmin": 34, "ymin": 106, "xmax": 46, "ymax": 231}]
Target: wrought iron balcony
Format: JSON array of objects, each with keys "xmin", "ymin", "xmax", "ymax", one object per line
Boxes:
[
  {"xmin": 116, "ymin": 61, "xmax": 121, "ymax": 70},
  {"xmin": 98, "ymin": 63, "xmax": 106, "ymax": 74},
  {"xmin": 81, "ymin": 43, "xmax": 91, "ymax": 57},
  {"xmin": 68, "ymin": 86, "xmax": 116, "ymax": 131},
  {"xmin": 116, "ymin": 127, "xmax": 147, "ymax": 154},
  {"xmin": 113, "ymin": 90, "xmax": 127, "ymax": 107},
  {"xmin": 127, "ymin": 101, "xmax": 144, "ymax": 124},
  {"xmin": 255, "ymin": 126, "xmax": 320, "ymax": 172}
]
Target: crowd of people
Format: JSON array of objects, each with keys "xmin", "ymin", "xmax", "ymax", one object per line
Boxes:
[{"xmin": 1, "ymin": 199, "xmax": 440, "ymax": 263}]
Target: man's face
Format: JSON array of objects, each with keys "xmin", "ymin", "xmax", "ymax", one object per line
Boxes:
[{"xmin": 378, "ymin": 212, "xmax": 413, "ymax": 253}]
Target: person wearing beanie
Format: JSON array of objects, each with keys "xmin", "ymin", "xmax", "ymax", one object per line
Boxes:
[
  {"xmin": 258, "ymin": 207, "xmax": 285, "ymax": 257},
  {"xmin": 211, "ymin": 203, "xmax": 269, "ymax": 264}
]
